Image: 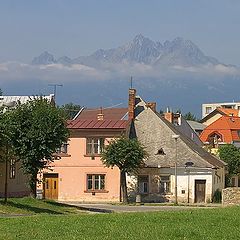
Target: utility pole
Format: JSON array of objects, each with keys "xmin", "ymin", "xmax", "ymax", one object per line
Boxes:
[{"xmin": 48, "ymin": 84, "xmax": 63, "ymax": 105}]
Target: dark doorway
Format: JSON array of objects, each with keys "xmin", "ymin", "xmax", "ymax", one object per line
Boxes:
[{"xmin": 195, "ymin": 180, "xmax": 206, "ymax": 203}]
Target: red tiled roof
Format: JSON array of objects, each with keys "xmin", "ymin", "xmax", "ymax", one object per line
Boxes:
[
  {"xmin": 217, "ymin": 108, "xmax": 239, "ymax": 117},
  {"xmin": 75, "ymin": 108, "xmax": 128, "ymax": 120},
  {"xmin": 68, "ymin": 119, "xmax": 129, "ymax": 129},
  {"xmin": 200, "ymin": 116, "xmax": 240, "ymax": 143}
]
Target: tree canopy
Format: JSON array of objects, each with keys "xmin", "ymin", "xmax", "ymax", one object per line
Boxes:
[
  {"xmin": 183, "ymin": 112, "xmax": 198, "ymax": 121},
  {"xmin": 8, "ymin": 98, "xmax": 69, "ymax": 196},
  {"xmin": 101, "ymin": 137, "xmax": 147, "ymax": 202},
  {"xmin": 219, "ymin": 144, "xmax": 240, "ymax": 176},
  {"xmin": 60, "ymin": 102, "xmax": 82, "ymax": 120}
]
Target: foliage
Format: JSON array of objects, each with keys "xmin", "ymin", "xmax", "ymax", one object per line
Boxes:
[
  {"xmin": 1, "ymin": 207, "xmax": 240, "ymax": 239},
  {"xmin": 8, "ymin": 98, "xmax": 69, "ymax": 196},
  {"xmin": 60, "ymin": 102, "xmax": 82, "ymax": 120},
  {"xmin": 183, "ymin": 112, "xmax": 198, "ymax": 121},
  {"xmin": 101, "ymin": 137, "xmax": 147, "ymax": 202},
  {"xmin": 0, "ymin": 88, "xmax": 2, "ymax": 96},
  {"xmin": 101, "ymin": 137, "xmax": 147, "ymax": 173},
  {"xmin": 212, "ymin": 189, "xmax": 222, "ymax": 203},
  {"xmin": 219, "ymin": 144, "xmax": 240, "ymax": 175},
  {"xmin": 219, "ymin": 144, "xmax": 240, "ymax": 186}
]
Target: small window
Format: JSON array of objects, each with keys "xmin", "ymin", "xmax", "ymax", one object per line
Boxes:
[
  {"xmin": 86, "ymin": 138, "xmax": 104, "ymax": 155},
  {"xmin": 205, "ymin": 107, "xmax": 212, "ymax": 114},
  {"xmin": 160, "ymin": 175, "xmax": 170, "ymax": 194},
  {"xmin": 56, "ymin": 142, "xmax": 69, "ymax": 154},
  {"xmin": 9, "ymin": 159, "xmax": 16, "ymax": 179},
  {"xmin": 138, "ymin": 175, "xmax": 149, "ymax": 193},
  {"xmin": 87, "ymin": 174, "xmax": 105, "ymax": 191}
]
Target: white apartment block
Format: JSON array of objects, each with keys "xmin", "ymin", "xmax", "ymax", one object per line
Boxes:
[{"xmin": 202, "ymin": 102, "xmax": 240, "ymax": 118}]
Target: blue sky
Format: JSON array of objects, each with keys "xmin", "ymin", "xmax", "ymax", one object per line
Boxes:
[{"xmin": 0, "ymin": 0, "xmax": 240, "ymax": 65}]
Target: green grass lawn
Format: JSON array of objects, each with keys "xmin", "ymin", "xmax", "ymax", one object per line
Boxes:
[
  {"xmin": 0, "ymin": 201, "xmax": 240, "ymax": 240},
  {"xmin": 0, "ymin": 197, "xmax": 81, "ymax": 215}
]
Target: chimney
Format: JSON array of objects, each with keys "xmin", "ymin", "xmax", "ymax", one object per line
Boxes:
[
  {"xmin": 128, "ymin": 88, "xmax": 136, "ymax": 120},
  {"xmin": 164, "ymin": 112, "xmax": 174, "ymax": 123},
  {"xmin": 97, "ymin": 107, "xmax": 104, "ymax": 121},
  {"xmin": 146, "ymin": 102, "xmax": 156, "ymax": 112}
]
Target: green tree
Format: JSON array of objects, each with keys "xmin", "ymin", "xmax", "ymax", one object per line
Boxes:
[
  {"xmin": 0, "ymin": 109, "xmax": 15, "ymax": 203},
  {"xmin": 101, "ymin": 137, "xmax": 147, "ymax": 203},
  {"xmin": 60, "ymin": 102, "xmax": 82, "ymax": 120},
  {"xmin": 183, "ymin": 112, "xmax": 197, "ymax": 121},
  {"xmin": 219, "ymin": 144, "xmax": 240, "ymax": 186},
  {"xmin": 8, "ymin": 98, "xmax": 69, "ymax": 197}
]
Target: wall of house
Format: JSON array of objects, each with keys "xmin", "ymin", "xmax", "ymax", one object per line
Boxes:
[
  {"xmin": 39, "ymin": 134, "xmax": 121, "ymax": 202},
  {"xmin": 0, "ymin": 161, "xmax": 30, "ymax": 197},
  {"xmin": 127, "ymin": 167, "xmax": 218, "ymax": 203}
]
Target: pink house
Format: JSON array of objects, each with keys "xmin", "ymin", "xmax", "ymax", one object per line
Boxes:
[{"xmin": 38, "ymin": 107, "xmax": 129, "ymax": 202}]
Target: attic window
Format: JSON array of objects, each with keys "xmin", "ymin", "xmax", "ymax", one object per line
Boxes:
[{"xmin": 156, "ymin": 148, "xmax": 165, "ymax": 155}]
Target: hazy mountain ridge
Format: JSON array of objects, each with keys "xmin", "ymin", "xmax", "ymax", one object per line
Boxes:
[{"xmin": 31, "ymin": 34, "xmax": 221, "ymax": 67}]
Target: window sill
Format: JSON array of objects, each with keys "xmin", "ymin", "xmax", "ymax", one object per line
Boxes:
[
  {"xmin": 53, "ymin": 153, "xmax": 71, "ymax": 158},
  {"xmin": 84, "ymin": 154, "xmax": 101, "ymax": 157},
  {"xmin": 84, "ymin": 190, "xmax": 109, "ymax": 193}
]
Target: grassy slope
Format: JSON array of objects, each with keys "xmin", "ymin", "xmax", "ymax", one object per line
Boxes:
[
  {"xmin": 0, "ymin": 205, "xmax": 240, "ymax": 240},
  {"xmin": 0, "ymin": 197, "xmax": 81, "ymax": 215}
]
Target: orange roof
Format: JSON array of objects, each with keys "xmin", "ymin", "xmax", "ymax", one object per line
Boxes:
[
  {"xmin": 200, "ymin": 116, "xmax": 240, "ymax": 143},
  {"xmin": 217, "ymin": 108, "xmax": 239, "ymax": 117}
]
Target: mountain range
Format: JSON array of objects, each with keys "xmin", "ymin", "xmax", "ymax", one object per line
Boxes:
[{"xmin": 32, "ymin": 34, "xmax": 220, "ymax": 67}]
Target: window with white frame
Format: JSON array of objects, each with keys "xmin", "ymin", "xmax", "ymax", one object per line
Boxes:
[
  {"xmin": 86, "ymin": 138, "xmax": 104, "ymax": 155},
  {"xmin": 87, "ymin": 174, "xmax": 105, "ymax": 191},
  {"xmin": 160, "ymin": 175, "xmax": 170, "ymax": 194},
  {"xmin": 138, "ymin": 175, "xmax": 149, "ymax": 194}
]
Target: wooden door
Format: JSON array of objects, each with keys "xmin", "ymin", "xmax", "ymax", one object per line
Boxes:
[
  {"xmin": 43, "ymin": 174, "xmax": 58, "ymax": 199},
  {"xmin": 195, "ymin": 180, "xmax": 206, "ymax": 203}
]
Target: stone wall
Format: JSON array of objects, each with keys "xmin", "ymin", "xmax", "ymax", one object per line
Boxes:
[{"xmin": 222, "ymin": 187, "xmax": 240, "ymax": 205}]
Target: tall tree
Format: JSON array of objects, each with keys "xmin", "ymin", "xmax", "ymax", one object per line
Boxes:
[
  {"xmin": 183, "ymin": 112, "xmax": 198, "ymax": 121},
  {"xmin": 101, "ymin": 137, "xmax": 147, "ymax": 203},
  {"xmin": 60, "ymin": 103, "xmax": 82, "ymax": 120},
  {"xmin": 8, "ymin": 98, "xmax": 69, "ymax": 196}
]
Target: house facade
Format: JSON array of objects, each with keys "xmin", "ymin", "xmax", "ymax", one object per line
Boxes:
[
  {"xmin": 0, "ymin": 161, "xmax": 30, "ymax": 197},
  {"xmin": 37, "ymin": 108, "xmax": 129, "ymax": 202},
  {"xmin": 127, "ymin": 92, "xmax": 226, "ymax": 203}
]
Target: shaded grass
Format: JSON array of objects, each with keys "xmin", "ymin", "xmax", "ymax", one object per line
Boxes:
[
  {"xmin": 0, "ymin": 206, "xmax": 240, "ymax": 239},
  {"xmin": 0, "ymin": 197, "xmax": 82, "ymax": 215}
]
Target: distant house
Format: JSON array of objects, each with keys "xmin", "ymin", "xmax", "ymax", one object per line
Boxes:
[
  {"xmin": 202, "ymin": 102, "xmax": 240, "ymax": 119},
  {"xmin": 200, "ymin": 116, "xmax": 240, "ymax": 149},
  {"xmin": 200, "ymin": 107, "xmax": 239, "ymax": 126},
  {"xmin": 38, "ymin": 107, "xmax": 129, "ymax": 201},
  {"xmin": 127, "ymin": 90, "xmax": 226, "ymax": 203},
  {"xmin": 0, "ymin": 94, "xmax": 54, "ymax": 198}
]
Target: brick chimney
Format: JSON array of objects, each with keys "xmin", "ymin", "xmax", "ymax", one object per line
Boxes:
[
  {"xmin": 146, "ymin": 102, "xmax": 156, "ymax": 112},
  {"xmin": 164, "ymin": 112, "xmax": 174, "ymax": 123},
  {"xmin": 128, "ymin": 88, "xmax": 136, "ymax": 120},
  {"xmin": 97, "ymin": 107, "xmax": 104, "ymax": 121}
]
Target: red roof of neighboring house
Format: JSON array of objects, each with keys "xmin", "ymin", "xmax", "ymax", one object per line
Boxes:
[
  {"xmin": 217, "ymin": 108, "xmax": 239, "ymax": 117},
  {"xmin": 68, "ymin": 119, "xmax": 129, "ymax": 129},
  {"xmin": 68, "ymin": 107, "xmax": 129, "ymax": 130},
  {"xmin": 74, "ymin": 108, "xmax": 128, "ymax": 120},
  {"xmin": 200, "ymin": 116, "xmax": 240, "ymax": 143}
]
